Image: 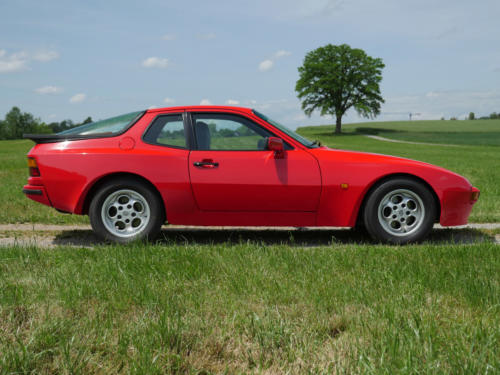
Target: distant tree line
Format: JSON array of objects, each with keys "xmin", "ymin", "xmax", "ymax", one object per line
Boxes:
[
  {"xmin": 467, "ymin": 112, "xmax": 500, "ymax": 121},
  {"xmin": 0, "ymin": 107, "xmax": 92, "ymax": 140}
]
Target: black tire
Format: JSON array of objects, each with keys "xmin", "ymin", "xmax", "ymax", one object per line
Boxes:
[
  {"xmin": 363, "ymin": 178, "xmax": 436, "ymax": 244},
  {"xmin": 89, "ymin": 178, "xmax": 164, "ymax": 243}
]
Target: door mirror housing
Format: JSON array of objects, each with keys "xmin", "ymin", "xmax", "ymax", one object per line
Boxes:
[{"xmin": 267, "ymin": 137, "xmax": 284, "ymax": 158}]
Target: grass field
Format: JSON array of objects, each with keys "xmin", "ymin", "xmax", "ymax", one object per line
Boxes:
[
  {"xmin": 301, "ymin": 119, "xmax": 500, "ymax": 147},
  {"xmin": 1, "ymin": 241, "xmax": 498, "ymax": 374},
  {"xmin": 0, "ymin": 120, "xmax": 499, "ymax": 374}
]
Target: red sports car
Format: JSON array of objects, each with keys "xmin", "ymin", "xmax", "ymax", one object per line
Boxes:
[{"xmin": 23, "ymin": 106, "xmax": 479, "ymax": 244}]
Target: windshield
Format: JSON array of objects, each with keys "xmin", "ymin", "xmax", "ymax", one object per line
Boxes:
[
  {"xmin": 58, "ymin": 111, "xmax": 144, "ymax": 136},
  {"xmin": 252, "ymin": 110, "xmax": 318, "ymax": 148}
]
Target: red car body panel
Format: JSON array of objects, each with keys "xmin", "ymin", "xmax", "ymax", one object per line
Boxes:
[
  {"xmin": 188, "ymin": 150, "xmax": 321, "ymax": 212},
  {"xmin": 23, "ymin": 106, "xmax": 479, "ymax": 228}
]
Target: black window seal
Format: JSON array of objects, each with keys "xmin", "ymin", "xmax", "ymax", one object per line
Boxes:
[
  {"xmin": 141, "ymin": 112, "xmax": 191, "ymax": 150},
  {"xmin": 188, "ymin": 112, "xmax": 294, "ymax": 151}
]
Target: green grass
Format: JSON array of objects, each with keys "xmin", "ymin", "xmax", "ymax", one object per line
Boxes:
[
  {"xmin": 331, "ymin": 119, "xmax": 500, "ymax": 146},
  {"xmin": 298, "ymin": 119, "xmax": 500, "ymax": 223},
  {"xmin": 0, "ymin": 241, "xmax": 498, "ymax": 374}
]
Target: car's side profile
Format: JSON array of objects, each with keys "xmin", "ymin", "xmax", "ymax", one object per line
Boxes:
[{"xmin": 23, "ymin": 106, "xmax": 480, "ymax": 244}]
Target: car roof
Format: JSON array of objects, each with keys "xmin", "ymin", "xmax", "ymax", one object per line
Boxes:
[{"xmin": 145, "ymin": 105, "xmax": 254, "ymax": 114}]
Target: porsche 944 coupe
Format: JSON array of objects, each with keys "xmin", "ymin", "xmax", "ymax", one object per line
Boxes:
[{"xmin": 23, "ymin": 106, "xmax": 479, "ymax": 244}]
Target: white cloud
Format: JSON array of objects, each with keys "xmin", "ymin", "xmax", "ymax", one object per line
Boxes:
[
  {"xmin": 274, "ymin": 50, "xmax": 291, "ymax": 59},
  {"xmin": 142, "ymin": 57, "xmax": 169, "ymax": 69},
  {"xmin": 226, "ymin": 99, "xmax": 240, "ymax": 105},
  {"xmin": 162, "ymin": 34, "xmax": 176, "ymax": 41},
  {"xmin": 200, "ymin": 99, "xmax": 212, "ymax": 105},
  {"xmin": 163, "ymin": 97, "xmax": 175, "ymax": 104},
  {"xmin": 33, "ymin": 50, "xmax": 59, "ymax": 62},
  {"xmin": 35, "ymin": 85, "xmax": 63, "ymax": 94},
  {"xmin": 197, "ymin": 32, "xmax": 216, "ymax": 40},
  {"xmin": 0, "ymin": 50, "xmax": 29, "ymax": 73},
  {"xmin": 258, "ymin": 50, "xmax": 291, "ymax": 72},
  {"xmin": 258, "ymin": 59, "xmax": 274, "ymax": 72},
  {"xmin": 69, "ymin": 93, "xmax": 86, "ymax": 103},
  {"xmin": 0, "ymin": 48, "xmax": 59, "ymax": 73}
]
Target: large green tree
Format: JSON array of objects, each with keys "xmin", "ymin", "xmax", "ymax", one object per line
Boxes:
[{"xmin": 296, "ymin": 44, "xmax": 385, "ymax": 134}]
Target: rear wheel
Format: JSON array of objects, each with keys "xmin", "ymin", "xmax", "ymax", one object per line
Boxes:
[
  {"xmin": 89, "ymin": 178, "xmax": 164, "ymax": 243},
  {"xmin": 363, "ymin": 178, "xmax": 436, "ymax": 244}
]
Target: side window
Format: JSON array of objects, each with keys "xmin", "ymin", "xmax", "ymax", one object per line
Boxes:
[
  {"xmin": 143, "ymin": 114, "xmax": 187, "ymax": 148},
  {"xmin": 191, "ymin": 113, "xmax": 274, "ymax": 151}
]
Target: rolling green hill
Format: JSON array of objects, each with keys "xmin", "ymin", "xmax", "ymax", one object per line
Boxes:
[{"xmin": 299, "ymin": 119, "xmax": 500, "ymax": 146}]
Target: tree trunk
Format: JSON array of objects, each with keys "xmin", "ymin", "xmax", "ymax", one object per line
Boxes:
[{"xmin": 335, "ymin": 114, "xmax": 342, "ymax": 134}]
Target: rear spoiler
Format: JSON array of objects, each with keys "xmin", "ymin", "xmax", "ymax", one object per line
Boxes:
[{"xmin": 23, "ymin": 133, "xmax": 114, "ymax": 144}]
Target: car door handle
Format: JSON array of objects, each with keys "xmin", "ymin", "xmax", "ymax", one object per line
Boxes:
[{"xmin": 193, "ymin": 160, "xmax": 219, "ymax": 168}]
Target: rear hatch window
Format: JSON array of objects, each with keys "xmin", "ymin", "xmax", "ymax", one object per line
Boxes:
[{"xmin": 58, "ymin": 111, "xmax": 144, "ymax": 136}]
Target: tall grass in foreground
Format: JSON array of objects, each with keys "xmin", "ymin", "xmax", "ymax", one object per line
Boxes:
[{"xmin": 1, "ymin": 242, "xmax": 498, "ymax": 374}]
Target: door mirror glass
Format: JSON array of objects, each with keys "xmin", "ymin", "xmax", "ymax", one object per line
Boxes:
[{"xmin": 267, "ymin": 137, "xmax": 284, "ymax": 158}]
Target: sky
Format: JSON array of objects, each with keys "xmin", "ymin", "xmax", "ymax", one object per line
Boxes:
[{"xmin": 1, "ymin": 0, "xmax": 499, "ymax": 129}]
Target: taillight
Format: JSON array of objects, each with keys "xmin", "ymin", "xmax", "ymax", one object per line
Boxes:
[
  {"xmin": 470, "ymin": 189, "xmax": 480, "ymax": 202},
  {"xmin": 28, "ymin": 157, "xmax": 40, "ymax": 177}
]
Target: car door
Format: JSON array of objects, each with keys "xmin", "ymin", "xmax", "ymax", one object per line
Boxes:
[{"xmin": 187, "ymin": 112, "xmax": 321, "ymax": 212}]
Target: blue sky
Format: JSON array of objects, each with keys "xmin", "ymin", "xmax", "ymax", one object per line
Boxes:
[{"xmin": 1, "ymin": 0, "xmax": 499, "ymax": 129}]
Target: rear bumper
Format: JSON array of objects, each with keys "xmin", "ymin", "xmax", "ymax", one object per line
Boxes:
[
  {"xmin": 440, "ymin": 186, "xmax": 480, "ymax": 226},
  {"xmin": 22, "ymin": 184, "xmax": 52, "ymax": 207}
]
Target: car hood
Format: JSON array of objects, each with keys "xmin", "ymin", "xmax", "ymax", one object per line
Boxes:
[{"xmin": 308, "ymin": 146, "xmax": 471, "ymax": 185}]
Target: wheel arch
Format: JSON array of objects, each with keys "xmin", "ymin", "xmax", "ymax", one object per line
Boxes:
[
  {"xmin": 354, "ymin": 173, "xmax": 441, "ymax": 227},
  {"xmin": 78, "ymin": 172, "xmax": 166, "ymax": 220}
]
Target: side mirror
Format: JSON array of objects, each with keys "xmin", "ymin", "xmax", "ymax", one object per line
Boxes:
[{"xmin": 267, "ymin": 137, "xmax": 284, "ymax": 159}]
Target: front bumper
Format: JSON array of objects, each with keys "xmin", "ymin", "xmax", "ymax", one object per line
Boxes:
[{"xmin": 440, "ymin": 186, "xmax": 480, "ymax": 226}]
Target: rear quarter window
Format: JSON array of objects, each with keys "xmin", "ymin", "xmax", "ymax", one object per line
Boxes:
[{"xmin": 142, "ymin": 114, "xmax": 187, "ymax": 149}]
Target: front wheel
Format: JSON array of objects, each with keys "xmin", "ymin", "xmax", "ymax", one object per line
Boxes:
[
  {"xmin": 89, "ymin": 178, "xmax": 164, "ymax": 243},
  {"xmin": 363, "ymin": 178, "xmax": 437, "ymax": 244}
]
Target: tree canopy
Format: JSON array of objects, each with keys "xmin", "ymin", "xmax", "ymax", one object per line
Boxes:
[
  {"xmin": 0, "ymin": 107, "xmax": 49, "ymax": 139},
  {"xmin": 296, "ymin": 44, "xmax": 385, "ymax": 134},
  {"xmin": 0, "ymin": 107, "xmax": 92, "ymax": 140}
]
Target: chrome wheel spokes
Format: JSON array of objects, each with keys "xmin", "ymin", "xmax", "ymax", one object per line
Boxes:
[
  {"xmin": 101, "ymin": 189, "xmax": 150, "ymax": 238},
  {"xmin": 377, "ymin": 189, "xmax": 425, "ymax": 237}
]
